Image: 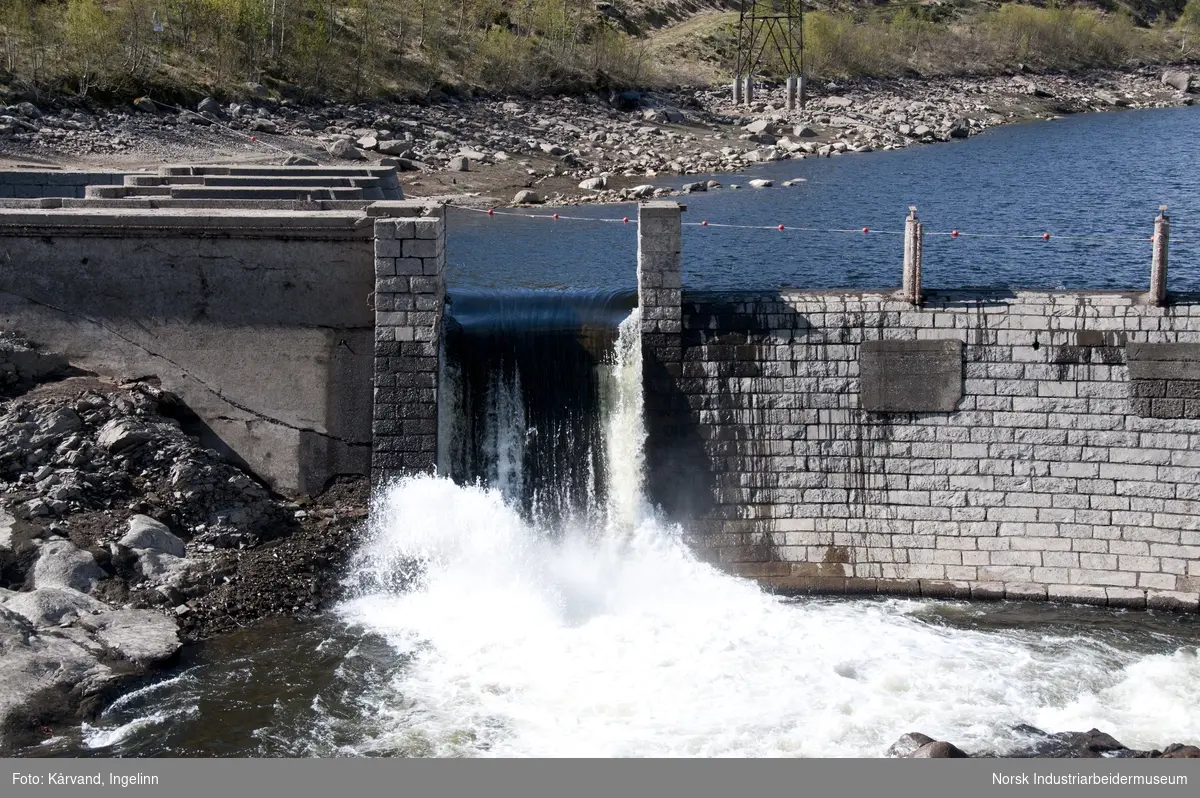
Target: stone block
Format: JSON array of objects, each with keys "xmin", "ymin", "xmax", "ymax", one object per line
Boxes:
[
  {"xmin": 859, "ymin": 339, "xmax": 963, "ymax": 412},
  {"xmin": 1127, "ymin": 343, "xmax": 1200, "ymax": 381}
]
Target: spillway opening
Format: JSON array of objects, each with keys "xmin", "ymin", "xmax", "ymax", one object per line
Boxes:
[{"xmin": 437, "ymin": 289, "xmax": 640, "ymax": 526}]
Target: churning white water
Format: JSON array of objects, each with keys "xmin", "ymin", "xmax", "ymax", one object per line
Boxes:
[{"xmin": 336, "ymin": 308, "xmax": 1200, "ymax": 757}]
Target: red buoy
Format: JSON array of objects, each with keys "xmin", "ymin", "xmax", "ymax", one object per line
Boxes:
[
  {"xmin": 701, "ymin": 220, "xmax": 709, "ymax": 227},
  {"xmin": 950, "ymin": 229, "xmax": 960, "ymax": 238},
  {"xmin": 250, "ymin": 136, "xmax": 257, "ymax": 142},
  {"xmin": 862, "ymin": 227, "xmax": 870, "ymax": 234},
  {"xmin": 488, "ymin": 208, "xmax": 495, "ymax": 216},
  {"xmin": 553, "ymin": 213, "xmax": 560, "ymax": 220},
  {"xmin": 778, "ymin": 224, "xmax": 785, "ymax": 231},
  {"xmin": 1042, "ymin": 232, "xmax": 1050, "ymax": 240},
  {"xmin": 622, "ymin": 217, "xmax": 629, "ymax": 223}
]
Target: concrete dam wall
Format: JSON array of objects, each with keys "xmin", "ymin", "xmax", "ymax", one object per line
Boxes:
[
  {"xmin": 0, "ymin": 207, "xmax": 379, "ymax": 496},
  {"xmin": 636, "ymin": 203, "xmax": 1200, "ymax": 612}
]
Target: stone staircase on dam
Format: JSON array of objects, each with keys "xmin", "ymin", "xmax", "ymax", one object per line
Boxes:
[{"xmin": 0, "ymin": 164, "xmax": 404, "ymax": 209}]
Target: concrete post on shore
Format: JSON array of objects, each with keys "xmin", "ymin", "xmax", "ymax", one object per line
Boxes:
[
  {"xmin": 371, "ymin": 202, "xmax": 446, "ymax": 485},
  {"xmin": 732, "ymin": 76, "xmax": 744, "ymax": 105},
  {"xmin": 902, "ymin": 206, "xmax": 923, "ymax": 306},
  {"xmin": 743, "ymin": 76, "xmax": 755, "ymax": 104},
  {"xmin": 1149, "ymin": 205, "xmax": 1170, "ymax": 306},
  {"xmin": 786, "ymin": 77, "xmax": 802, "ymax": 110}
]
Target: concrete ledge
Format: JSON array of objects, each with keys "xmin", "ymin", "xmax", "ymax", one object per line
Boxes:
[
  {"xmin": 0, "ymin": 208, "xmax": 374, "ymax": 238},
  {"xmin": 740, "ymin": 572, "xmax": 1200, "ymax": 614}
]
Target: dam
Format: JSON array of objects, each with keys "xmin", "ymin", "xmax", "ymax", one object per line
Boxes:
[{"xmin": 0, "ymin": 163, "xmax": 1196, "ymax": 612}]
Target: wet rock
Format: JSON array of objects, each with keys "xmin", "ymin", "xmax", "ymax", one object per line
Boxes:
[
  {"xmin": 1161, "ymin": 744, "xmax": 1200, "ymax": 758},
  {"xmin": 0, "ymin": 606, "xmax": 116, "ymax": 750},
  {"xmin": 3, "ymin": 587, "xmax": 104, "ymax": 627},
  {"xmin": 887, "ymin": 732, "xmax": 936, "ymax": 757},
  {"xmin": 31, "ymin": 540, "xmax": 104, "ymax": 593},
  {"xmin": 627, "ymin": 184, "xmax": 655, "ymax": 199},
  {"xmin": 1010, "ymin": 726, "xmax": 1129, "ymax": 758},
  {"xmin": 947, "ymin": 119, "xmax": 971, "ymax": 139},
  {"xmin": 681, "ymin": 181, "xmax": 706, "ymax": 193},
  {"xmin": 78, "ymin": 609, "xmax": 180, "ymax": 667},
  {"xmin": 912, "ymin": 740, "xmax": 970, "ymax": 758},
  {"xmin": 120, "ymin": 515, "xmax": 185, "ymax": 558},
  {"xmin": 748, "ymin": 178, "xmax": 773, "ymax": 188}
]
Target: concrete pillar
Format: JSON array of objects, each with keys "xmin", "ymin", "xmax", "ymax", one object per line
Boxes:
[
  {"xmin": 786, "ymin": 77, "xmax": 798, "ymax": 111},
  {"xmin": 371, "ymin": 203, "xmax": 446, "ymax": 484},
  {"xmin": 743, "ymin": 76, "xmax": 755, "ymax": 104},
  {"xmin": 1149, "ymin": 205, "xmax": 1170, "ymax": 306},
  {"xmin": 902, "ymin": 206, "xmax": 923, "ymax": 306},
  {"xmin": 638, "ymin": 201, "xmax": 686, "ymax": 513},
  {"xmin": 732, "ymin": 75, "xmax": 743, "ymax": 105},
  {"xmin": 797, "ymin": 76, "xmax": 807, "ymax": 109}
]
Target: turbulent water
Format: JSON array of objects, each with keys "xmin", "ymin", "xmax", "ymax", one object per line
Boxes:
[{"xmin": 28, "ymin": 305, "xmax": 1200, "ymax": 759}]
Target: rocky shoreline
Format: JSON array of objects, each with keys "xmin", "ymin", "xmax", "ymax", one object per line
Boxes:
[
  {"xmin": 0, "ymin": 334, "xmax": 367, "ymax": 752},
  {"xmin": 0, "ymin": 65, "xmax": 1195, "ymax": 208}
]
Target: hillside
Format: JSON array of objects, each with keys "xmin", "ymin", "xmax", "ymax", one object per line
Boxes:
[{"xmin": 0, "ymin": 0, "xmax": 1197, "ymax": 102}]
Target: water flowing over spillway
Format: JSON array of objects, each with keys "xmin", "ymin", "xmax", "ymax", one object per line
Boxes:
[{"xmin": 44, "ymin": 304, "xmax": 1200, "ymax": 758}]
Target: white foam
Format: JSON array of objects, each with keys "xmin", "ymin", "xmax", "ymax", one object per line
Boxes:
[{"xmin": 338, "ymin": 476, "xmax": 1200, "ymax": 757}]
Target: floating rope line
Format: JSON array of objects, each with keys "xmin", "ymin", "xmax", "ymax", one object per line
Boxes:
[{"xmin": 455, "ymin": 206, "xmax": 1179, "ymax": 243}]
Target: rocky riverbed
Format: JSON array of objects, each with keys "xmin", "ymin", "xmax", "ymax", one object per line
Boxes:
[
  {"xmin": 0, "ymin": 334, "xmax": 367, "ymax": 752},
  {"xmin": 0, "ymin": 66, "xmax": 1195, "ymax": 208}
]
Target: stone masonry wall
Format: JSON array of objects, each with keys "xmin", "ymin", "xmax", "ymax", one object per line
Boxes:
[
  {"xmin": 654, "ymin": 289, "xmax": 1200, "ymax": 613},
  {"xmin": 372, "ymin": 204, "xmax": 446, "ymax": 483}
]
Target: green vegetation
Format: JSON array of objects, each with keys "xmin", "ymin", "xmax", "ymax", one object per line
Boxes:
[
  {"xmin": 0, "ymin": 0, "xmax": 1194, "ymax": 100},
  {"xmin": 683, "ymin": 4, "xmax": 1191, "ymax": 82},
  {"xmin": 0, "ymin": 0, "xmax": 651, "ymax": 98}
]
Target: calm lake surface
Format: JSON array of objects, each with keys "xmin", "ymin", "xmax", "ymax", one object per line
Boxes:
[{"xmin": 447, "ymin": 105, "xmax": 1200, "ymax": 293}]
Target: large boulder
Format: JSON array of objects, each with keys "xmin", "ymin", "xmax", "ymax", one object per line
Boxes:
[
  {"xmin": 78, "ymin": 609, "xmax": 180, "ymax": 667},
  {"xmin": 31, "ymin": 540, "xmax": 105, "ymax": 593},
  {"xmin": 96, "ymin": 418, "xmax": 174, "ymax": 454},
  {"xmin": 513, "ymin": 190, "xmax": 541, "ymax": 204},
  {"xmin": 578, "ymin": 176, "xmax": 607, "ymax": 191},
  {"xmin": 1162, "ymin": 71, "xmax": 1193, "ymax": 93},
  {"xmin": 119, "ymin": 515, "xmax": 185, "ymax": 558},
  {"xmin": 887, "ymin": 732, "xmax": 936, "ymax": 757},
  {"xmin": 4, "ymin": 588, "xmax": 104, "ymax": 627},
  {"xmin": 911, "ymin": 740, "xmax": 970, "ymax": 758},
  {"xmin": 328, "ymin": 139, "xmax": 364, "ymax": 160}
]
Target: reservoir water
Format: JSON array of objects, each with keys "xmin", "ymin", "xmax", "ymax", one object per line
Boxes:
[{"xmin": 447, "ymin": 105, "xmax": 1200, "ymax": 293}]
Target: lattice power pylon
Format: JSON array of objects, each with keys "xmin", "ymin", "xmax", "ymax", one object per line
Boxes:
[{"xmin": 733, "ymin": 0, "xmax": 806, "ymax": 109}]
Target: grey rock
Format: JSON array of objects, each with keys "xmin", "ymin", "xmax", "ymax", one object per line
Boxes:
[
  {"xmin": 681, "ymin": 181, "xmax": 707, "ymax": 193},
  {"xmin": 78, "ymin": 609, "xmax": 180, "ymax": 667},
  {"xmin": 887, "ymin": 732, "xmax": 936, "ymax": 757},
  {"xmin": 448, "ymin": 155, "xmax": 471, "ymax": 171},
  {"xmin": 513, "ymin": 190, "xmax": 541, "ymax": 204},
  {"xmin": 911, "ymin": 741, "xmax": 969, "ymax": 758},
  {"xmin": 578, "ymin": 176, "xmax": 607, "ymax": 190},
  {"xmin": 748, "ymin": 178, "xmax": 773, "ymax": 188},
  {"xmin": 283, "ymin": 155, "xmax": 318, "ymax": 166},
  {"xmin": 745, "ymin": 119, "xmax": 776, "ymax": 135},
  {"xmin": 0, "ymin": 607, "xmax": 116, "ymax": 750},
  {"xmin": 0, "ymin": 507, "xmax": 13, "ymax": 554},
  {"xmin": 4, "ymin": 588, "xmax": 104, "ymax": 628},
  {"xmin": 356, "ymin": 135, "xmax": 378, "ymax": 150},
  {"xmin": 32, "ymin": 540, "xmax": 105, "ymax": 593},
  {"xmin": 15, "ymin": 101, "xmax": 41, "ymax": 119},
  {"xmin": 947, "ymin": 119, "xmax": 971, "ymax": 139},
  {"xmin": 120, "ymin": 515, "xmax": 185, "ymax": 558},
  {"xmin": 539, "ymin": 143, "xmax": 567, "ymax": 157},
  {"xmin": 824, "ymin": 96, "xmax": 853, "ymax": 108},
  {"xmin": 376, "ymin": 139, "xmax": 409, "ymax": 156},
  {"xmin": 132, "ymin": 97, "xmax": 159, "ymax": 114},
  {"xmin": 1162, "ymin": 71, "xmax": 1193, "ymax": 93},
  {"xmin": 197, "ymin": 97, "xmax": 222, "ymax": 116},
  {"xmin": 328, "ymin": 139, "xmax": 364, "ymax": 160},
  {"xmin": 96, "ymin": 418, "xmax": 166, "ymax": 453},
  {"xmin": 249, "ymin": 118, "xmax": 278, "ymax": 134},
  {"xmin": 793, "ymin": 124, "xmax": 817, "ymax": 137}
]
